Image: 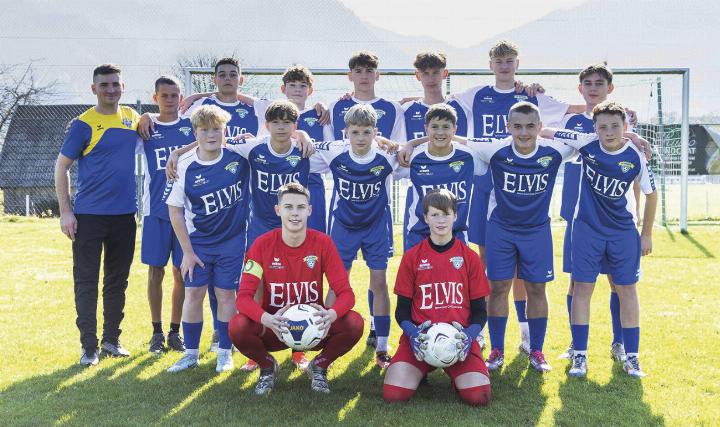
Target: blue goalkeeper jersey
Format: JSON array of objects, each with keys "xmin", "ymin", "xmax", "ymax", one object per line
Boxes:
[
  {"xmin": 141, "ymin": 117, "xmax": 195, "ymax": 220},
  {"xmin": 552, "ymin": 130, "xmax": 656, "ymax": 235},
  {"xmin": 468, "ymin": 137, "xmax": 575, "ymax": 228},
  {"xmin": 166, "ymin": 147, "xmax": 250, "ymax": 247}
]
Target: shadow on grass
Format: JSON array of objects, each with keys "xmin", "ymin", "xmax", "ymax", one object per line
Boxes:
[
  {"xmin": 553, "ymin": 363, "xmax": 665, "ymax": 426},
  {"xmin": 680, "ymin": 232, "xmax": 715, "ymax": 258}
]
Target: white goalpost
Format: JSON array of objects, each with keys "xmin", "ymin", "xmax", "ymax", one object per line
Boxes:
[{"xmin": 182, "ymin": 67, "xmax": 691, "ymax": 231}]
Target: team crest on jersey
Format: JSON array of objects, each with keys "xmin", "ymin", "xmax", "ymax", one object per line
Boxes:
[
  {"xmin": 122, "ymin": 118, "xmax": 133, "ymax": 128},
  {"xmin": 235, "ymin": 108, "xmax": 249, "ymax": 118},
  {"xmin": 375, "ymin": 109, "xmax": 386, "ymax": 119},
  {"xmin": 193, "ymin": 174, "xmax": 209, "ymax": 187},
  {"xmin": 450, "ymin": 256, "xmax": 464, "ymax": 270},
  {"xmin": 418, "ymin": 259, "xmax": 433, "ymax": 271},
  {"xmin": 618, "ymin": 161, "xmax": 635, "ymax": 173},
  {"xmin": 286, "ymin": 155, "xmax": 301, "ymax": 167},
  {"xmin": 304, "ymin": 255, "xmax": 318, "ymax": 269},
  {"xmin": 304, "ymin": 117, "xmax": 319, "ymax": 127},
  {"xmin": 537, "ymin": 156, "xmax": 553, "ymax": 168},
  {"xmin": 179, "ymin": 126, "xmax": 192, "ymax": 136},
  {"xmin": 270, "ymin": 257, "xmax": 284, "ymax": 269},
  {"xmin": 370, "ymin": 165, "xmax": 385, "ymax": 176},
  {"xmin": 513, "ymin": 94, "xmax": 529, "ymax": 101},
  {"xmin": 225, "ymin": 161, "xmax": 239, "ymax": 174},
  {"xmin": 449, "ymin": 161, "xmax": 464, "ymax": 173}
]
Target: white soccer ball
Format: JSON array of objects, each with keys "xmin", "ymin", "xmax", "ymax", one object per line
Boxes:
[
  {"xmin": 279, "ymin": 304, "xmax": 324, "ymax": 351},
  {"xmin": 423, "ymin": 322, "xmax": 462, "ymax": 368}
]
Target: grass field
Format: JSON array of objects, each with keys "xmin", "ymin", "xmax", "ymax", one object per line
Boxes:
[{"xmin": 0, "ymin": 217, "xmax": 718, "ymax": 426}]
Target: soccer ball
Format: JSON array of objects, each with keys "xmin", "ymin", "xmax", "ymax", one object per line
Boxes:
[
  {"xmin": 423, "ymin": 322, "xmax": 462, "ymax": 368},
  {"xmin": 279, "ymin": 304, "xmax": 324, "ymax": 351}
]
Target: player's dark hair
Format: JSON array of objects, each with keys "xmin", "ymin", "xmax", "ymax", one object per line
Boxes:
[
  {"xmin": 425, "ymin": 103, "xmax": 457, "ymax": 127},
  {"xmin": 579, "ymin": 63, "xmax": 613, "ymax": 85},
  {"xmin": 592, "ymin": 101, "xmax": 626, "ymax": 123},
  {"xmin": 154, "ymin": 75, "xmax": 183, "ymax": 92},
  {"xmin": 214, "ymin": 57, "xmax": 240, "ymax": 74},
  {"xmin": 93, "ymin": 63, "xmax": 121, "ymax": 78},
  {"xmin": 414, "ymin": 52, "xmax": 447, "ymax": 70},
  {"xmin": 265, "ymin": 100, "xmax": 299, "ymax": 123},
  {"xmin": 508, "ymin": 101, "xmax": 540, "ymax": 122},
  {"xmin": 423, "ymin": 188, "xmax": 457, "ymax": 215},
  {"xmin": 277, "ymin": 182, "xmax": 310, "ymax": 204},
  {"xmin": 349, "ymin": 50, "xmax": 379, "ymax": 70},
  {"xmin": 282, "ymin": 65, "xmax": 314, "ymax": 86}
]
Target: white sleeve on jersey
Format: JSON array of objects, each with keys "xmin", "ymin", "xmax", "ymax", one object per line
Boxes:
[
  {"xmin": 390, "ymin": 101, "xmax": 407, "ymax": 143},
  {"xmin": 466, "ymin": 137, "xmax": 506, "ymax": 163},
  {"xmin": 254, "ymin": 98, "xmax": 271, "ymax": 137},
  {"xmin": 311, "ymin": 140, "xmax": 347, "ymax": 173},
  {"xmin": 224, "ymin": 136, "xmax": 265, "ymax": 159},
  {"xmin": 393, "ymin": 165, "xmax": 410, "ymax": 179},
  {"xmin": 453, "ymin": 85, "xmax": 479, "ymax": 113},
  {"xmin": 537, "ymin": 93, "xmax": 570, "ymax": 128},
  {"xmin": 166, "ymin": 154, "xmax": 193, "ymax": 208},
  {"xmin": 323, "ymin": 99, "xmax": 340, "ymax": 141},
  {"xmin": 541, "ymin": 138, "xmax": 577, "ymax": 160},
  {"xmin": 634, "ymin": 147, "xmax": 657, "ymax": 194},
  {"xmin": 550, "ymin": 130, "xmax": 597, "ymax": 150}
]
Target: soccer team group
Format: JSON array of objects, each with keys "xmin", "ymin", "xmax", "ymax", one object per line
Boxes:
[{"xmin": 55, "ymin": 40, "xmax": 657, "ymax": 406}]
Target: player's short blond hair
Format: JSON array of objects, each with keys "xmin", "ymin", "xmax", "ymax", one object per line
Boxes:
[
  {"xmin": 190, "ymin": 105, "xmax": 231, "ymax": 129},
  {"xmin": 277, "ymin": 182, "xmax": 310, "ymax": 204},
  {"xmin": 414, "ymin": 51, "xmax": 447, "ymax": 70},
  {"xmin": 489, "ymin": 40, "xmax": 519, "ymax": 58},
  {"xmin": 344, "ymin": 104, "xmax": 377, "ymax": 127},
  {"xmin": 592, "ymin": 101, "xmax": 626, "ymax": 123}
]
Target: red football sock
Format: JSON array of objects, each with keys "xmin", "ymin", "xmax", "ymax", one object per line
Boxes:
[
  {"xmin": 383, "ymin": 384, "xmax": 415, "ymax": 403},
  {"xmin": 458, "ymin": 384, "xmax": 491, "ymax": 406},
  {"xmin": 313, "ymin": 310, "xmax": 364, "ymax": 369}
]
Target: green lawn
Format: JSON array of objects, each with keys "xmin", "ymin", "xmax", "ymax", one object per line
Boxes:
[{"xmin": 0, "ymin": 217, "xmax": 718, "ymax": 426}]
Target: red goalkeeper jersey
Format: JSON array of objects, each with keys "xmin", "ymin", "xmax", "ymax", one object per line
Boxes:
[
  {"xmin": 394, "ymin": 238, "xmax": 489, "ymax": 327},
  {"xmin": 237, "ymin": 228, "xmax": 355, "ymax": 322}
]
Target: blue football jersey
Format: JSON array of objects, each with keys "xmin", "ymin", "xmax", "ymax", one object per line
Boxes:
[
  {"xmin": 227, "ymin": 137, "xmax": 314, "ymax": 230},
  {"xmin": 468, "ymin": 137, "xmax": 575, "ymax": 228},
  {"xmin": 402, "ymin": 99, "xmax": 469, "ymax": 141},
  {"xmin": 313, "ymin": 142, "xmax": 398, "ymax": 230},
  {"xmin": 552, "ymin": 130, "xmax": 656, "ymax": 234},
  {"xmin": 325, "ymin": 97, "xmax": 406, "ymax": 143},
  {"xmin": 397, "ymin": 143, "xmax": 486, "ymax": 238},
  {"xmin": 142, "ymin": 117, "xmax": 196, "ymax": 220},
  {"xmin": 166, "ymin": 147, "xmax": 250, "ymax": 247},
  {"xmin": 559, "ymin": 113, "xmax": 594, "ymax": 221},
  {"xmin": 186, "ymin": 95, "xmax": 260, "ymax": 141}
]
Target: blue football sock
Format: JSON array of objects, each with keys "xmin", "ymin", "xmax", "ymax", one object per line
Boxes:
[
  {"xmin": 622, "ymin": 327, "xmax": 640, "ymax": 354},
  {"xmin": 208, "ymin": 285, "xmax": 219, "ymax": 332},
  {"xmin": 610, "ymin": 292, "xmax": 623, "ymax": 345},
  {"xmin": 182, "ymin": 321, "xmax": 203, "ymax": 351},
  {"xmin": 566, "ymin": 294, "xmax": 573, "ymax": 325},
  {"xmin": 514, "ymin": 300, "xmax": 527, "ymax": 323},
  {"xmin": 217, "ymin": 321, "xmax": 231, "ymax": 350},
  {"xmin": 570, "ymin": 324, "xmax": 589, "ymax": 352},
  {"xmin": 487, "ymin": 316, "xmax": 508, "ymax": 351},
  {"xmin": 527, "ymin": 317, "xmax": 548, "ymax": 352},
  {"xmin": 374, "ymin": 315, "xmax": 391, "ymax": 351}
]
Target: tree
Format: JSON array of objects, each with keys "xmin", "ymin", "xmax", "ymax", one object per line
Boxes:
[
  {"xmin": 172, "ymin": 51, "xmax": 259, "ymax": 95},
  {"xmin": 0, "ymin": 63, "xmax": 56, "ymax": 147}
]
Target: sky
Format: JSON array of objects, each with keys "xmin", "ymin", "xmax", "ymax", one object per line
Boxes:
[{"xmin": 339, "ymin": 0, "xmax": 586, "ymax": 48}]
